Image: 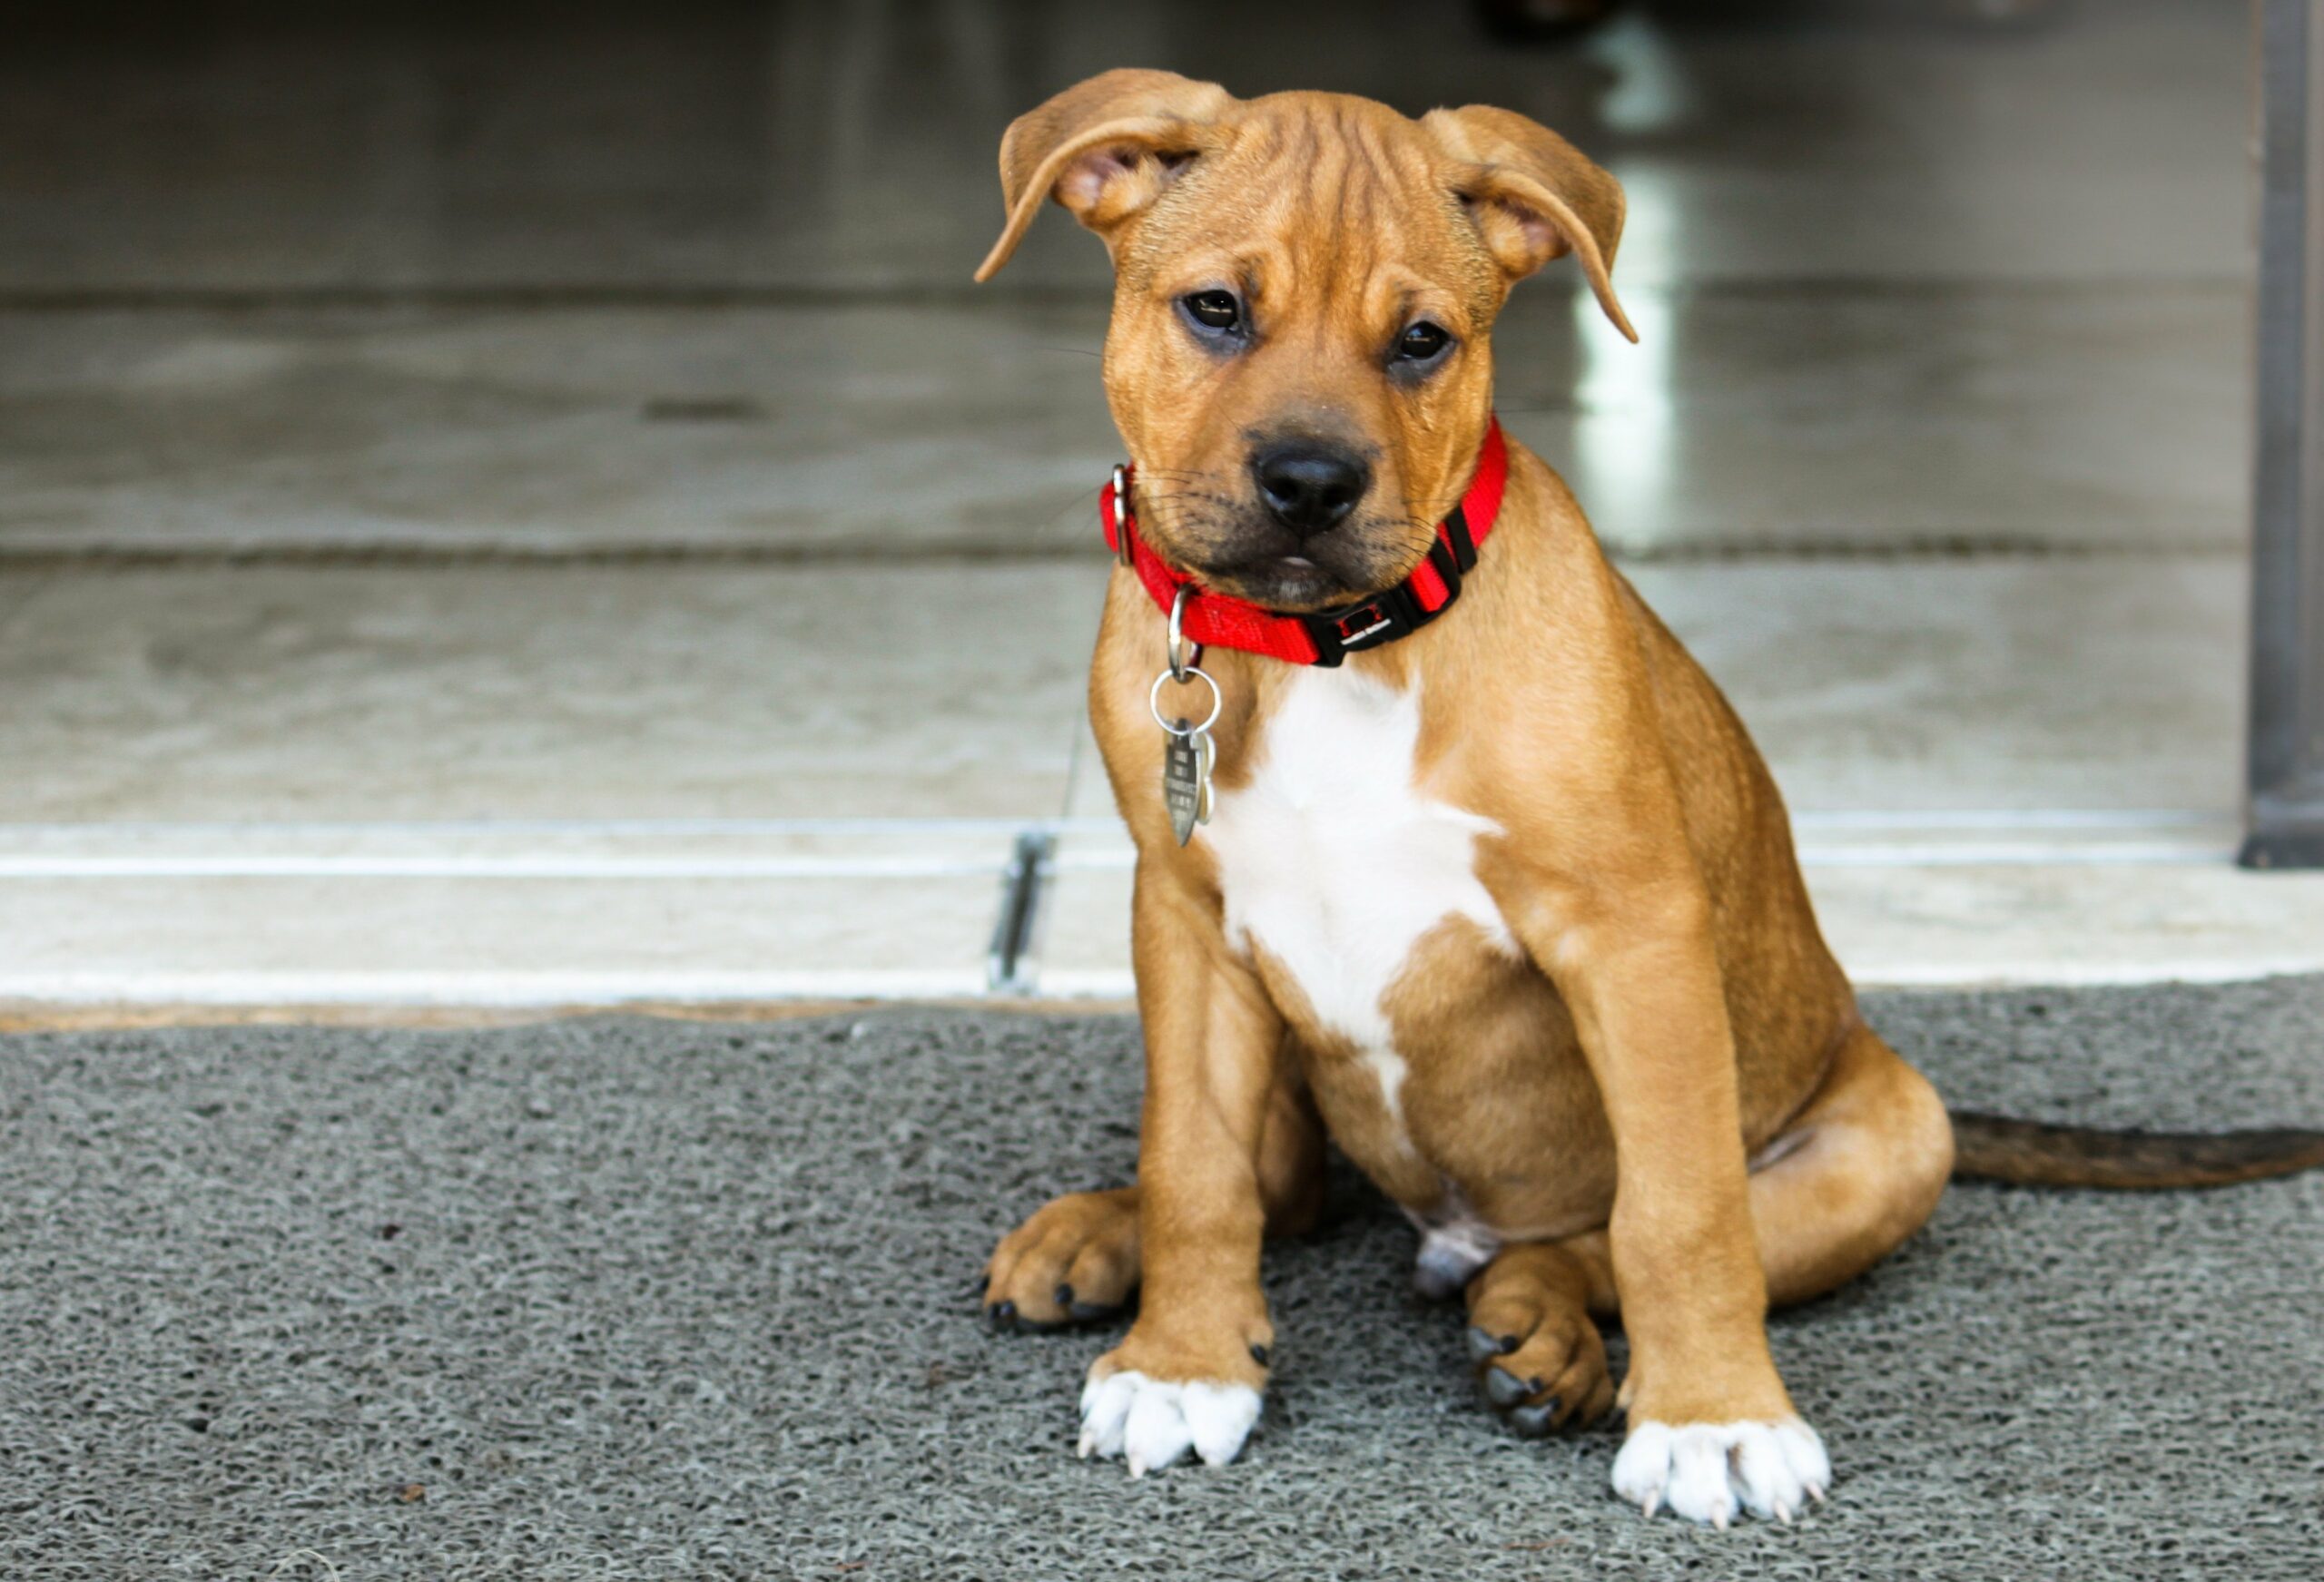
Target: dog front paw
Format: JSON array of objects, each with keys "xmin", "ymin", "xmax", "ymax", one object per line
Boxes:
[
  {"xmin": 1610, "ymin": 1417, "xmax": 1829, "ymax": 1528},
  {"xmin": 982, "ymin": 1186, "xmax": 1140, "ymax": 1331},
  {"xmin": 1076, "ymin": 1326, "xmax": 1270, "ymax": 1477},
  {"xmin": 1078, "ymin": 1369, "xmax": 1262, "ymax": 1476}
]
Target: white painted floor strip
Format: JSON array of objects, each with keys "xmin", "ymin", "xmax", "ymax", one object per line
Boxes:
[
  {"xmin": 0, "ymin": 843, "xmax": 2235, "ymax": 877},
  {"xmin": 1786, "ymin": 808, "xmax": 2222, "ymax": 830},
  {"xmin": 1043, "ymin": 839, "xmax": 2243, "ymax": 870},
  {"xmin": 1029, "ymin": 954, "xmax": 2324, "ymax": 999},
  {"xmin": 0, "ymin": 856, "xmax": 1005, "ymax": 879},
  {"xmin": 0, "ymin": 817, "xmax": 1044, "ymax": 839},
  {"xmin": 0, "ymin": 808, "xmax": 2237, "ymax": 840},
  {"xmin": 0, "ymin": 811, "xmax": 2244, "ymax": 874},
  {"xmin": 1797, "ymin": 840, "xmax": 2238, "ymax": 867},
  {"xmin": 0, "ymin": 811, "xmax": 2305, "ymax": 1007},
  {"xmin": 0, "ymin": 970, "xmax": 990, "ymax": 1006}
]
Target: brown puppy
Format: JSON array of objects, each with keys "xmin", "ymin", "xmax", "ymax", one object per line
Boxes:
[{"xmin": 974, "ymin": 71, "xmax": 2324, "ymax": 1527}]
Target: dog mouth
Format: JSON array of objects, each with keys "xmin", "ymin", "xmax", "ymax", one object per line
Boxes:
[
  {"xmin": 1181, "ymin": 514, "xmax": 1416, "ymax": 610},
  {"xmin": 1197, "ymin": 551, "xmax": 1365, "ymax": 612},
  {"xmin": 1139, "ymin": 488, "xmax": 1422, "ymax": 612}
]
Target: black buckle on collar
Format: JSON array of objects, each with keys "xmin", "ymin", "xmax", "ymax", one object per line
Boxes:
[
  {"xmin": 1443, "ymin": 506, "xmax": 1477, "ymax": 573},
  {"xmin": 1298, "ymin": 526, "xmax": 1468, "ymax": 668}
]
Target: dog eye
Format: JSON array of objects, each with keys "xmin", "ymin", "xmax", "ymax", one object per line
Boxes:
[
  {"xmin": 1182, "ymin": 291, "xmax": 1242, "ymax": 332},
  {"xmin": 1397, "ymin": 321, "xmax": 1452, "ymax": 362}
]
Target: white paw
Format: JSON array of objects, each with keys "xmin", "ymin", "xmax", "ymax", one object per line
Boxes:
[
  {"xmin": 1610, "ymin": 1418, "xmax": 1830, "ymax": 1528},
  {"xmin": 1077, "ymin": 1369, "xmax": 1262, "ymax": 1478}
]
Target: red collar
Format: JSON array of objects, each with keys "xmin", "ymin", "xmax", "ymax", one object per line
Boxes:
[{"xmin": 1100, "ymin": 420, "xmax": 1509, "ymax": 667}]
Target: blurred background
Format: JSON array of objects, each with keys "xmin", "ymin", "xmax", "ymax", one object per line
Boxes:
[{"xmin": 2, "ymin": 0, "xmax": 2318, "ymax": 1012}]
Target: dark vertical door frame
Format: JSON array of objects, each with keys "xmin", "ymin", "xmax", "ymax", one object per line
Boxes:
[{"xmin": 2246, "ymin": 0, "xmax": 2324, "ymax": 868}]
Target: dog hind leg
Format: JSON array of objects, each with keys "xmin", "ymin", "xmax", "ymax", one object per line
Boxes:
[
  {"xmin": 1538, "ymin": 1023, "xmax": 1952, "ymax": 1328},
  {"xmin": 1464, "ymin": 1242, "xmax": 1619, "ymax": 1436},
  {"xmin": 1468, "ymin": 1024, "xmax": 1949, "ymax": 1496},
  {"xmin": 1740, "ymin": 1023, "xmax": 1954, "ymax": 1308}
]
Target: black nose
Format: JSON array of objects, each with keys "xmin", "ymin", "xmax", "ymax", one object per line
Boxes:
[{"xmin": 1252, "ymin": 444, "xmax": 1370, "ymax": 536}]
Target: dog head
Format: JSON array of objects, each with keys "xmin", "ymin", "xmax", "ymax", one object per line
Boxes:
[{"xmin": 977, "ymin": 70, "xmax": 1633, "ymax": 611}]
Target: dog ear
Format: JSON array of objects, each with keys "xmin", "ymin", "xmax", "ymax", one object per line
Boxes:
[
  {"xmin": 1422, "ymin": 105, "xmax": 1637, "ymax": 343},
  {"xmin": 974, "ymin": 69, "xmax": 1236, "ymax": 282}
]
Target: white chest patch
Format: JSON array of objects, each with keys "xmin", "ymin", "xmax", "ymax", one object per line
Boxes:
[{"xmin": 1201, "ymin": 670, "xmax": 1513, "ymax": 1057}]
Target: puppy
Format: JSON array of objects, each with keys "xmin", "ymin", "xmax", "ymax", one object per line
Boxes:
[{"xmin": 973, "ymin": 70, "xmax": 2324, "ymax": 1528}]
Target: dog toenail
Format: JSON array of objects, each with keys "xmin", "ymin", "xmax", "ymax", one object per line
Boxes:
[
  {"xmin": 989, "ymin": 1300, "xmax": 1017, "ymax": 1330},
  {"xmin": 1249, "ymin": 1343, "xmax": 1271, "ymax": 1367},
  {"xmin": 1464, "ymin": 1326, "xmax": 1502, "ymax": 1362},
  {"xmin": 1510, "ymin": 1400, "xmax": 1557, "ymax": 1439},
  {"xmin": 1055, "ymin": 1283, "xmax": 1075, "ymax": 1310},
  {"xmin": 1484, "ymin": 1366, "xmax": 1530, "ymax": 1409}
]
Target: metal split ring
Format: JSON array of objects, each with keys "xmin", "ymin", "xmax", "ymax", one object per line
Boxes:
[
  {"xmin": 1167, "ymin": 585, "xmax": 1204, "ymax": 682},
  {"xmin": 1148, "ymin": 664, "xmax": 1222, "ymax": 737}
]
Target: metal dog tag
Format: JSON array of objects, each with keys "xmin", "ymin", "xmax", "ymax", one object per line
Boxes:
[
  {"xmin": 1149, "ymin": 623, "xmax": 1223, "ymax": 849},
  {"xmin": 1163, "ymin": 722, "xmax": 1214, "ymax": 847}
]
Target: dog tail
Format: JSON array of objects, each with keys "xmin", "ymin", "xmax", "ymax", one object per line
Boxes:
[{"xmin": 1949, "ymin": 1110, "xmax": 2324, "ymax": 1189}]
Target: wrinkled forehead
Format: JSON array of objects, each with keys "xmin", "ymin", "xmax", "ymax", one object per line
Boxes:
[{"xmin": 1118, "ymin": 94, "xmax": 1500, "ymax": 316}]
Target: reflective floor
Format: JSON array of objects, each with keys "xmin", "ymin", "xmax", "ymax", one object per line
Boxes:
[
  {"xmin": 0, "ymin": 287, "xmax": 2249, "ymax": 557},
  {"xmin": 0, "ymin": 0, "xmax": 2254, "ymax": 296},
  {"xmin": 1, "ymin": 0, "xmax": 2313, "ymax": 1004}
]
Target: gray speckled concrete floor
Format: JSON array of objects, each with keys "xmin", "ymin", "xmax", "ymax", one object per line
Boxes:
[{"xmin": 4, "ymin": 979, "xmax": 2323, "ymax": 1579}]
